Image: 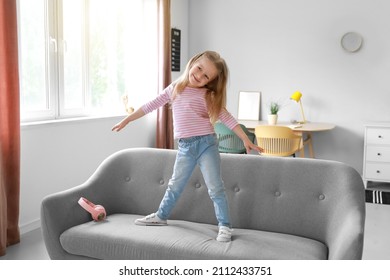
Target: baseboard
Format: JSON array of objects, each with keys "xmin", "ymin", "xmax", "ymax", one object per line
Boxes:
[{"xmin": 19, "ymin": 219, "xmax": 41, "ymax": 235}]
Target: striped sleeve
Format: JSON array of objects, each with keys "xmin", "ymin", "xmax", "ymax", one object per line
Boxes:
[
  {"xmin": 218, "ymin": 109, "xmax": 239, "ymax": 130},
  {"xmin": 141, "ymin": 84, "xmax": 173, "ymax": 114}
]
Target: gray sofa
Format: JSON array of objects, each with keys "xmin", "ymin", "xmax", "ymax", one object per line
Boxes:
[{"xmin": 41, "ymin": 147, "xmax": 366, "ymax": 260}]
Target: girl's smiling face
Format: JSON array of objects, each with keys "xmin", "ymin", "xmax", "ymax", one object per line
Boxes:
[{"xmin": 188, "ymin": 56, "xmax": 218, "ymax": 88}]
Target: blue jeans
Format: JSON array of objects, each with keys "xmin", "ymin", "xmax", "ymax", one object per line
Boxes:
[{"xmin": 156, "ymin": 134, "xmax": 231, "ymax": 227}]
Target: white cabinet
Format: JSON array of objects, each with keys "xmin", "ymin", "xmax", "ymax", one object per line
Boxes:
[{"xmin": 363, "ymin": 122, "xmax": 390, "ymax": 188}]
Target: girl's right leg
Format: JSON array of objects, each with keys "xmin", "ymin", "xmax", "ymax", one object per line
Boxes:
[
  {"xmin": 156, "ymin": 143, "xmax": 197, "ymax": 220},
  {"xmin": 135, "ymin": 140, "xmax": 196, "ymax": 225}
]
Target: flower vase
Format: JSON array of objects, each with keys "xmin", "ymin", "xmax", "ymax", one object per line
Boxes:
[{"xmin": 268, "ymin": 114, "xmax": 278, "ymax": 125}]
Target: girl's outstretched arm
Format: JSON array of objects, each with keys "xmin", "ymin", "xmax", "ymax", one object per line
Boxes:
[
  {"xmin": 112, "ymin": 108, "xmax": 146, "ymax": 132},
  {"xmin": 232, "ymin": 125, "xmax": 264, "ymax": 154}
]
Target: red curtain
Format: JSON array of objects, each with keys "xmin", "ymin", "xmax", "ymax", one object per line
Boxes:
[
  {"xmin": 0, "ymin": 0, "xmax": 21, "ymax": 256},
  {"xmin": 156, "ymin": 0, "xmax": 174, "ymax": 149}
]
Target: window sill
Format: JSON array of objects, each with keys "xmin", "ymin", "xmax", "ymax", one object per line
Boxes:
[{"xmin": 21, "ymin": 114, "xmax": 128, "ymax": 129}]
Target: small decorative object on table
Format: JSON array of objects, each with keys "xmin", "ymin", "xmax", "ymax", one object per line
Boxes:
[
  {"xmin": 268, "ymin": 101, "xmax": 280, "ymax": 125},
  {"xmin": 290, "ymin": 91, "xmax": 306, "ymax": 124}
]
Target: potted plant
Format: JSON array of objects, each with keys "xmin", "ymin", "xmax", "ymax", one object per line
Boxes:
[{"xmin": 268, "ymin": 101, "xmax": 280, "ymax": 125}]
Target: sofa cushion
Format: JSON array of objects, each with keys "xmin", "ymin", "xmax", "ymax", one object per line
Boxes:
[{"xmin": 60, "ymin": 214, "xmax": 327, "ymax": 260}]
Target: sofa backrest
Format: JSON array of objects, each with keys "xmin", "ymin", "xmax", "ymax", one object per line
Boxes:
[{"xmin": 90, "ymin": 148, "xmax": 365, "ymax": 253}]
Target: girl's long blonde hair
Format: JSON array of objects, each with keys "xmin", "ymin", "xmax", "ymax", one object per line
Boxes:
[{"xmin": 172, "ymin": 50, "xmax": 229, "ymax": 124}]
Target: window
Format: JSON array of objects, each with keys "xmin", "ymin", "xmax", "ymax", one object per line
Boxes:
[{"xmin": 18, "ymin": 0, "xmax": 158, "ymax": 122}]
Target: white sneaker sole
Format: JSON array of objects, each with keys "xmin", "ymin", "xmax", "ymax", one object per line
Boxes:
[
  {"xmin": 134, "ymin": 220, "xmax": 168, "ymax": 226},
  {"xmin": 216, "ymin": 236, "xmax": 231, "ymax": 242}
]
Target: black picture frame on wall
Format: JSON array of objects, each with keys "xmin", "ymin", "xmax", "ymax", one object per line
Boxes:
[{"xmin": 171, "ymin": 28, "xmax": 181, "ymax": 71}]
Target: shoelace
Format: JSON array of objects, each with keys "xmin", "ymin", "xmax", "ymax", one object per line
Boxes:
[
  {"xmin": 145, "ymin": 213, "xmax": 157, "ymax": 220},
  {"xmin": 218, "ymin": 229, "xmax": 231, "ymax": 236}
]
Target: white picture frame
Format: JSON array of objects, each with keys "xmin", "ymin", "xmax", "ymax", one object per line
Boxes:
[{"xmin": 237, "ymin": 91, "xmax": 261, "ymax": 120}]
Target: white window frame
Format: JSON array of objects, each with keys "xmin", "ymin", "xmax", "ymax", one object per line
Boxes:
[
  {"xmin": 17, "ymin": 0, "xmax": 158, "ymax": 123},
  {"xmin": 56, "ymin": 0, "xmax": 88, "ymax": 118}
]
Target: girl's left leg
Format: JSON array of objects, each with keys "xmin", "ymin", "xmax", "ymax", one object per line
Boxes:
[{"xmin": 197, "ymin": 135, "xmax": 231, "ymax": 228}]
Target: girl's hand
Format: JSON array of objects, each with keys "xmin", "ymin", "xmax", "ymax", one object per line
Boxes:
[
  {"xmin": 112, "ymin": 118, "xmax": 130, "ymax": 132},
  {"xmin": 111, "ymin": 108, "xmax": 146, "ymax": 132},
  {"xmin": 244, "ymin": 140, "xmax": 264, "ymax": 154},
  {"xmin": 232, "ymin": 124, "xmax": 264, "ymax": 154}
]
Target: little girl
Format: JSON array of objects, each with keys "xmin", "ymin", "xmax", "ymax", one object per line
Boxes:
[{"xmin": 112, "ymin": 50, "xmax": 262, "ymax": 242}]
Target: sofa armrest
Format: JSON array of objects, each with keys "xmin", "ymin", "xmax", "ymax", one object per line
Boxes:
[
  {"xmin": 40, "ymin": 151, "xmax": 126, "ymax": 259},
  {"xmin": 324, "ymin": 169, "xmax": 366, "ymax": 260},
  {"xmin": 327, "ymin": 206, "xmax": 365, "ymax": 259},
  {"xmin": 41, "ymin": 183, "xmax": 103, "ymax": 259}
]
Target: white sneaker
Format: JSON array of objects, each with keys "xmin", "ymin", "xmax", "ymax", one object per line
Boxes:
[
  {"xmin": 134, "ymin": 213, "xmax": 167, "ymax": 226},
  {"xmin": 216, "ymin": 226, "xmax": 232, "ymax": 242}
]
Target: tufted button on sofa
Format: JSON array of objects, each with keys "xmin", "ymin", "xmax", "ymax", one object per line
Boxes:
[{"xmin": 41, "ymin": 148, "xmax": 365, "ymax": 260}]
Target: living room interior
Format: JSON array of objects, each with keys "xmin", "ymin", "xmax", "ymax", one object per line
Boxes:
[{"xmin": 1, "ymin": 0, "xmax": 390, "ymax": 262}]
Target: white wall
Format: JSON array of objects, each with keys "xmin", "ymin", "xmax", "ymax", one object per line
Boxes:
[
  {"xmin": 188, "ymin": 0, "xmax": 390, "ymax": 172},
  {"xmin": 19, "ymin": 0, "xmax": 189, "ymax": 233}
]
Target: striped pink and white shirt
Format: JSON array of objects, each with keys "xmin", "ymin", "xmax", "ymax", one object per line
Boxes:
[{"xmin": 142, "ymin": 84, "xmax": 238, "ymax": 139}]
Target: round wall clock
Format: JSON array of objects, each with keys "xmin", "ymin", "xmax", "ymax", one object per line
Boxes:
[{"xmin": 341, "ymin": 32, "xmax": 363, "ymax": 52}]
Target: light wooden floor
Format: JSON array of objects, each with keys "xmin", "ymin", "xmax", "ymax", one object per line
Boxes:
[{"xmin": 1, "ymin": 202, "xmax": 389, "ymax": 260}]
